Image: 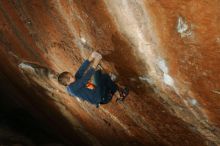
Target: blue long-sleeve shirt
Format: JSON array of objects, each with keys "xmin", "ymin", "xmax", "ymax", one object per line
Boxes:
[{"xmin": 67, "ymin": 60, "xmax": 101, "ymax": 106}]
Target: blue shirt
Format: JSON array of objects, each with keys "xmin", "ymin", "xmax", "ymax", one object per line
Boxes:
[{"xmin": 67, "ymin": 60, "xmax": 101, "ymax": 106}]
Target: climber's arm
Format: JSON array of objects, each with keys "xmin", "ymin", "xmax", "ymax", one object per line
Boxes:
[
  {"xmin": 75, "ymin": 60, "xmax": 90, "ymax": 79},
  {"xmin": 75, "ymin": 51, "xmax": 102, "ymax": 78},
  {"xmin": 92, "ymin": 56, "xmax": 102, "ymax": 69},
  {"xmin": 72, "ymin": 68, "xmax": 96, "ymax": 90},
  {"xmin": 88, "ymin": 54, "xmax": 94, "ymax": 62}
]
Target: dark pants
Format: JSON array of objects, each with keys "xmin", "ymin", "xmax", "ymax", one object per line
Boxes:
[{"xmin": 94, "ymin": 70, "xmax": 118, "ymax": 104}]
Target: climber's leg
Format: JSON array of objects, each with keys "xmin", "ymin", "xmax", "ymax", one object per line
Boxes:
[
  {"xmin": 94, "ymin": 70, "xmax": 108, "ymax": 103},
  {"xmin": 95, "ymin": 71, "xmax": 117, "ymax": 104}
]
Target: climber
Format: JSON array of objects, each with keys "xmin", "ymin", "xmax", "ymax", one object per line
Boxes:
[{"xmin": 58, "ymin": 51, "xmax": 129, "ymax": 107}]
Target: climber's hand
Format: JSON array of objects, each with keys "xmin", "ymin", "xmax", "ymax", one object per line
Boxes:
[
  {"xmin": 96, "ymin": 54, "xmax": 102, "ymax": 60},
  {"xmin": 89, "ymin": 51, "xmax": 100, "ymax": 62},
  {"xmin": 91, "ymin": 51, "xmax": 102, "ymax": 60}
]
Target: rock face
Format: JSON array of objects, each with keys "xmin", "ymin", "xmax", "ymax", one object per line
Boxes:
[{"xmin": 0, "ymin": 0, "xmax": 220, "ymax": 146}]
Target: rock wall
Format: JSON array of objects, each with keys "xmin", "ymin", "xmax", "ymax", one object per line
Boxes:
[{"xmin": 0, "ymin": 0, "xmax": 220, "ymax": 146}]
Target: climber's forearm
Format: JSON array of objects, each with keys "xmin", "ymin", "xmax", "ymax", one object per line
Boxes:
[
  {"xmin": 88, "ymin": 51, "xmax": 102, "ymax": 69},
  {"xmin": 88, "ymin": 55, "xmax": 94, "ymax": 62},
  {"xmin": 92, "ymin": 58, "xmax": 101, "ymax": 69}
]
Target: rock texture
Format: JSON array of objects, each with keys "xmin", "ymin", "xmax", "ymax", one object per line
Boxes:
[{"xmin": 0, "ymin": 0, "xmax": 220, "ymax": 146}]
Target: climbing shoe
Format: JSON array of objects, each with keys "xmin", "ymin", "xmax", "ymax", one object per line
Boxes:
[{"xmin": 116, "ymin": 87, "xmax": 129, "ymax": 103}]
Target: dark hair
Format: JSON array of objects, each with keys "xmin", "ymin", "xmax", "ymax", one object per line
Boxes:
[{"xmin": 58, "ymin": 72, "xmax": 72, "ymax": 86}]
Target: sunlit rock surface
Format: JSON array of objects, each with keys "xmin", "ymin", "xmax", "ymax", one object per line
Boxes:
[{"xmin": 0, "ymin": 0, "xmax": 220, "ymax": 145}]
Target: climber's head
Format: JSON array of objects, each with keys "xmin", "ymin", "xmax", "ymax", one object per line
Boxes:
[{"xmin": 58, "ymin": 72, "xmax": 75, "ymax": 86}]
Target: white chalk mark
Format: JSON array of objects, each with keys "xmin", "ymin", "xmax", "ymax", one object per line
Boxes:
[
  {"xmin": 163, "ymin": 74, "xmax": 174, "ymax": 87},
  {"xmin": 139, "ymin": 75, "xmax": 154, "ymax": 85},
  {"xmin": 158, "ymin": 60, "xmax": 168, "ymax": 74},
  {"xmin": 18, "ymin": 62, "xmax": 35, "ymax": 72},
  {"xmin": 177, "ymin": 16, "xmax": 192, "ymax": 38},
  {"xmin": 188, "ymin": 98, "xmax": 198, "ymax": 106},
  {"xmin": 157, "ymin": 59, "xmax": 175, "ymax": 88},
  {"xmin": 81, "ymin": 37, "xmax": 86, "ymax": 44},
  {"xmin": 212, "ymin": 90, "xmax": 220, "ymax": 95}
]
